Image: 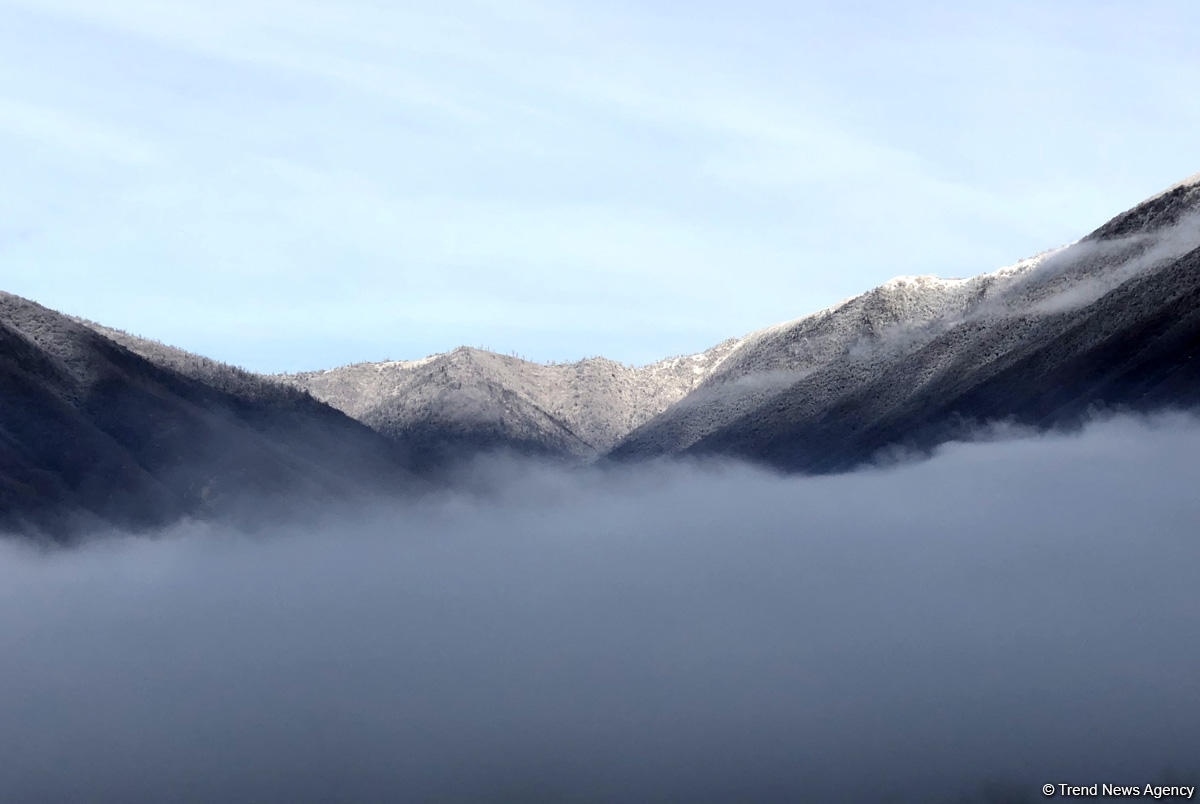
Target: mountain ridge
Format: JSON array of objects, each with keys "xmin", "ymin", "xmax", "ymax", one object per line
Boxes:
[
  {"xmin": 4, "ymin": 171, "xmax": 1198, "ymax": 538},
  {"xmin": 66, "ymin": 173, "xmax": 1200, "ymax": 468}
]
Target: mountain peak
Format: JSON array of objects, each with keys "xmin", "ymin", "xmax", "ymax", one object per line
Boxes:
[
  {"xmin": 879, "ymin": 274, "xmax": 967, "ymax": 290},
  {"xmin": 1087, "ymin": 171, "xmax": 1200, "ymax": 241},
  {"xmin": 1150, "ymin": 171, "xmax": 1200, "ymax": 199}
]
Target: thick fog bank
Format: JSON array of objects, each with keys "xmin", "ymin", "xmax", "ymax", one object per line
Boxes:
[{"xmin": 2, "ymin": 415, "xmax": 1199, "ymax": 802}]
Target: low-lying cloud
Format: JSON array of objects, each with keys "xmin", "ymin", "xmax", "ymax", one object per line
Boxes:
[
  {"xmin": 2, "ymin": 415, "xmax": 1199, "ymax": 803},
  {"xmin": 1011, "ymin": 211, "xmax": 1200, "ymax": 317}
]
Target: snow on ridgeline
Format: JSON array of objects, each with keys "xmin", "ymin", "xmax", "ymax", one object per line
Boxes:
[
  {"xmin": 74, "ymin": 231, "xmax": 1159, "ymax": 463},
  {"xmin": 271, "ymin": 252, "xmax": 1054, "ymax": 458},
  {"xmin": 275, "ymin": 340, "xmax": 743, "ymax": 454}
]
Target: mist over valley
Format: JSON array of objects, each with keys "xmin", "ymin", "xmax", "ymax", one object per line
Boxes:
[{"xmin": 2, "ymin": 415, "xmax": 1198, "ymax": 802}]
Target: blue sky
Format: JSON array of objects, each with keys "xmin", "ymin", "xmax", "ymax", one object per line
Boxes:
[{"xmin": 1, "ymin": 0, "xmax": 1197, "ymax": 372}]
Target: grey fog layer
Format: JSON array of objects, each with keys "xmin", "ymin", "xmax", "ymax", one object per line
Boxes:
[{"xmin": 1, "ymin": 416, "xmax": 1198, "ymax": 802}]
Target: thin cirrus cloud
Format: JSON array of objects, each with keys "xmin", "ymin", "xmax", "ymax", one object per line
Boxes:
[{"xmin": 0, "ymin": 0, "xmax": 1197, "ymax": 371}]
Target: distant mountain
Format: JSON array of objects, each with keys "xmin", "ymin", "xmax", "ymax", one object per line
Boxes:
[
  {"xmin": 276, "ymin": 341, "xmax": 740, "ymax": 463},
  {"xmin": 4, "ymin": 173, "xmax": 1198, "ymax": 538},
  {"xmin": 0, "ymin": 295, "xmax": 414, "ymax": 539}
]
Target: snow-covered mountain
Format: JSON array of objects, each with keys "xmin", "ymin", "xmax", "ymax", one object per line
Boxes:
[
  {"xmin": 276, "ymin": 173, "xmax": 1200, "ymax": 470},
  {"xmin": 275, "ymin": 340, "xmax": 741, "ymax": 462},
  {"xmin": 615, "ymin": 172, "xmax": 1200, "ymax": 469},
  {"xmin": 609, "ymin": 261, "xmax": 1047, "ymax": 459}
]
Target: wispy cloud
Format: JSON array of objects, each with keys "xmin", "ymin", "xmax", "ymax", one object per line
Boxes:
[
  {"xmin": 0, "ymin": 98, "xmax": 161, "ymax": 165},
  {"xmin": 1, "ymin": 0, "xmax": 1196, "ymax": 370}
]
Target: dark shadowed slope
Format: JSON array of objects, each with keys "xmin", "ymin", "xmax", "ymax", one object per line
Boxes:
[
  {"xmin": 0, "ymin": 294, "xmax": 415, "ymax": 539},
  {"xmin": 79, "ymin": 319, "xmax": 325, "ymax": 407}
]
